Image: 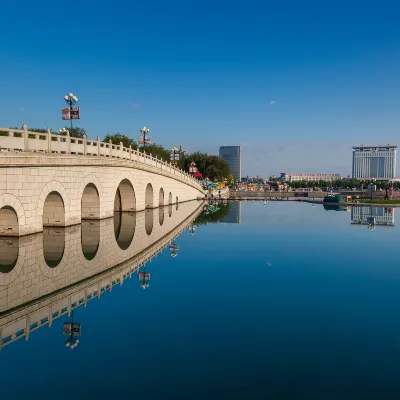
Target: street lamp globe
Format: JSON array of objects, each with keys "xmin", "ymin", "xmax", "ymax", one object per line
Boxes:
[
  {"xmin": 64, "ymin": 95, "xmax": 69, "ymax": 101},
  {"xmin": 68, "ymin": 92, "xmax": 74, "ymax": 98}
]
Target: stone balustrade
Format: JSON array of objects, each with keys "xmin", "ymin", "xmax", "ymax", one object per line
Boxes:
[{"xmin": 0, "ymin": 127, "xmax": 200, "ymax": 189}]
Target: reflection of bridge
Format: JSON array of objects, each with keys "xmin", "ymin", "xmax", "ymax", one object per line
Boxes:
[
  {"xmin": 0, "ymin": 127, "xmax": 204, "ymax": 236},
  {"xmin": 350, "ymin": 206, "xmax": 395, "ymax": 227},
  {"xmin": 0, "ymin": 200, "xmax": 203, "ymax": 349}
]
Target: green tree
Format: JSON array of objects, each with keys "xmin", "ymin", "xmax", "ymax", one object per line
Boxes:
[
  {"xmin": 104, "ymin": 133, "xmax": 137, "ymax": 149},
  {"xmin": 183, "ymin": 152, "xmax": 231, "ymax": 181},
  {"xmin": 139, "ymin": 144, "xmax": 170, "ymax": 162}
]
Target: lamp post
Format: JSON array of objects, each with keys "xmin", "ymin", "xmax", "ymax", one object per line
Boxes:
[
  {"xmin": 63, "ymin": 93, "xmax": 78, "ymax": 132},
  {"xmin": 140, "ymin": 126, "xmax": 150, "ymax": 149},
  {"xmin": 170, "ymin": 147, "xmax": 179, "ymax": 166}
]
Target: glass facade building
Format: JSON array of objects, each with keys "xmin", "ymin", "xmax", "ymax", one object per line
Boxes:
[{"xmin": 219, "ymin": 145, "xmax": 242, "ymax": 181}]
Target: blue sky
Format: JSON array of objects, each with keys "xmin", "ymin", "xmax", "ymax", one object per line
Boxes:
[{"xmin": 1, "ymin": 0, "xmax": 400, "ymax": 177}]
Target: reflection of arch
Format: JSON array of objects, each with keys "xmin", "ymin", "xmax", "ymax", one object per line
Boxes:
[
  {"xmin": 168, "ymin": 204, "xmax": 172, "ymax": 217},
  {"xmin": 145, "ymin": 183, "xmax": 154, "ymax": 209},
  {"xmin": 81, "ymin": 221, "xmax": 100, "ymax": 260},
  {"xmin": 82, "ymin": 183, "xmax": 100, "ymax": 219},
  {"xmin": 0, "ymin": 194, "xmax": 26, "ymax": 236},
  {"xmin": 0, "ymin": 237, "xmax": 19, "ymax": 273},
  {"xmin": 0, "ymin": 206, "xmax": 19, "ymax": 236},
  {"xmin": 114, "ymin": 212, "xmax": 136, "ymax": 250},
  {"xmin": 37, "ymin": 181, "xmax": 69, "ymax": 229},
  {"xmin": 43, "ymin": 192, "xmax": 65, "ymax": 227},
  {"xmin": 43, "ymin": 227, "xmax": 65, "ymax": 268},
  {"xmin": 145, "ymin": 209, "xmax": 154, "ymax": 235},
  {"xmin": 159, "ymin": 188, "xmax": 165, "ymax": 207},
  {"xmin": 176, "ymin": 197, "xmax": 179, "ymax": 210},
  {"xmin": 159, "ymin": 207, "xmax": 165, "ymax": 226},
  {"xmin": 168, "ymin": 192, "xmax": 172, "ymax": 205},
  {"xmin": 0, "ymin": 236, "xmax": 25, "ymax": 285},
  {"xmin": 114, "ymin": 179, "xmax": 136, "ymax": 212}
]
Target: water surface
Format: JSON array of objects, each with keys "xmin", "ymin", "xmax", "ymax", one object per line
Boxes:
[{"xmin": 1, "ymin": 201, "xmax": 400, "ymax": 399}]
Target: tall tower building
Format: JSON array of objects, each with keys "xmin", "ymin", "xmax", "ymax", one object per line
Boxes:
[
  {"xmin": 352, "ymin": 145, "xmax": 397, "ymax": 179},
  {"xmin": 219, "ymin": 145, "xmax": 242, "ymax": 181}
]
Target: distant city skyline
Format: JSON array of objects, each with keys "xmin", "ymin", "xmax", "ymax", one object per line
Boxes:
[{"xmin": 1, "ymin": 1, "xmax": 399, "ymax": 177}]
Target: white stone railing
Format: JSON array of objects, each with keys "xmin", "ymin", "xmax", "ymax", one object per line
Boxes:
[{"xmin": 0, "ymin": 127, "xmax": 202, "ymax": 190}]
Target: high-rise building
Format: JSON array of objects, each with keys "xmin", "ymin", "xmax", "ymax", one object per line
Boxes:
[
  {"xmin": 219, "ymin": 145, "xmax": 242, "ymax": 181},
  {"xmin": 352, "ymin": 145, "xmax": 397, "ymax": 179}
]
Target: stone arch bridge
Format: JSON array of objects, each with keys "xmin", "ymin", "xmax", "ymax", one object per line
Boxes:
[{"xmin": 0, "ymin": 127, "xmax": 204, "ymax": 236}]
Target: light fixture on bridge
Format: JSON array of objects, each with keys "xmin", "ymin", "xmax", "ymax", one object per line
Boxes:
[
  {"xmin": 139, "ymin": 126, "xmax": 151, "ymax": 148},
  {"xmin": 63, "ymin": 92, "xmax": 79, "ymax": 131}
]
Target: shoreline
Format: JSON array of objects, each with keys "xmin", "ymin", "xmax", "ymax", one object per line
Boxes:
[{"xmin": 227, "ymin": 197, "xmax": 400, "ymax": 208}]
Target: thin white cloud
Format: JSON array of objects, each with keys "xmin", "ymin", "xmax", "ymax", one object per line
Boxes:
[
  {"xmin": 19, "ymin": 107, "xmax": 25, "ymax": 111},
  {"xmin": 268, "ymin": 100, "xmax": 276, "ymax": 105}
]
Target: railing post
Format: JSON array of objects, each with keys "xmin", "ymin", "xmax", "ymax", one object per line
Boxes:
[
  {"xmin": 66, "ymin": 131, "xmax": 71, "ymax": 154},
  {"xmin": 143, "ymin": 150, "xmax": 146, "ymax": 164},
  {"xmin": 109, "ymin": 139, "xmax": 112, "ymax": 157},
  {"xmin": 155, "ymin": 155, "xmax": 158, "ymax": 168},
  {"xmin": 97, "ymin": 136, "xmax": 100, "ymax": 155},
  {"xmin": 47, "ymin": 128, "xmax": 51, "ymax": 153},
  {"xmin": 129, "ymin": 145, "xmax": 132, "ymax": 160},
  {"xmin": 120, "ymin": 142, "xmax": 123, "ymax": 160},
  {"xmin": 23, "ymin": 124, "xmax": 28, "ymax": 151},
  {"xmin": 83, "ymin": 134, "xmax": 87, "ymax": 155}
]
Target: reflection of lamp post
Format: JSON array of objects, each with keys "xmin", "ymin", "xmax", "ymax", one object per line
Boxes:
[
  {"xmin": 63, "ymin": 310, "xmax": 81, "ymax": 349},
  {"xmin": 189, "ymin": 223, "xmax": 196, "ymax": 236},
  {"xmin": 138, "ymin": 266, "xmax": 150, "ymax": 289},
  {"xmin": 140, "ymin": 126, "xmax": 150, "ymax": 149},
  {"xmin": 170, "ymin": 241, "xmax": 179, "ymax": 257},
  {"xmin": 64, "ymin": 92, "xmax": 78, "ymax": 131}
]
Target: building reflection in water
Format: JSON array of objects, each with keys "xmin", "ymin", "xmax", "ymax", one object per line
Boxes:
[
  {"xmin": 351, "ymin": 206, "xmax": 395, "ymax": 229},
  {"xmin": 0, "ymin": 200, "xmax": 203, "ymax": 350},
  {"xmin": 220, "ymin": 201, "xmax": 241, "ymax": 223}
]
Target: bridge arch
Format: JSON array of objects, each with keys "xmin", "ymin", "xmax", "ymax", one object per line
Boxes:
[
  {"xmin": 168, "ymin": 192, "xmax": 172, "ymax": 205},
  {"xmin": 82, "ymin": 183, "xmax": 100, "ymax": 219},
  {"xmin": 159, "ymin": 188, "xmax": 165, "ymax": 207},
  {"xmin": 0, "ymin": 194, "xmax": 26, "ymax": 236},
  {"xmin": 114, "ymin": 179, "xmax": 136, "ymax": 212},
  {"xmin": 77, "ymin": 174, "xmax": 103, "ymax": 219},
  {"xmin": 43, "ymin": 192, "xmax": 65, "ymax": 227},
  {"xmin": 145, "ymin": 183, "xmax": 154, "ymax": 209},
  {"xmin": 176, "ymin": 197, "xmax": 179, "ymax": 210},
  {"xmin": 37, "ymin": 181, "xmax": 70, "ymax": 229},
  {"xmin": 0, "ymin": 206, "xmax": 19, "ymax": 236}
]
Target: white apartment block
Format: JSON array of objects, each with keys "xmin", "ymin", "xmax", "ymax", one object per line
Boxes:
[
  {"xmin": 352, "ymin": 145, "xmax": 397, "ymax": 180},
  {"xmin": 280, "ymin": 173, "xmax": 341, "ymax": 183}
]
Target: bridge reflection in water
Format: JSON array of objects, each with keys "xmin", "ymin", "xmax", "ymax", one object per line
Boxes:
[{"xmin": 0, "ymin": 200, "xmax": 203, "ymax": 349}]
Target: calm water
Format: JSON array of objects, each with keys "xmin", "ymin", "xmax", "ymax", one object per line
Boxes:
[{"xmin": 1, "ymin": 201, "xmax": 400, "ymax": 399}]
